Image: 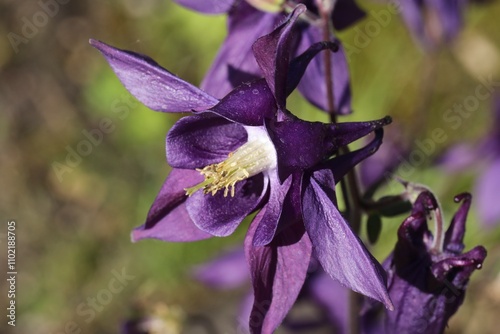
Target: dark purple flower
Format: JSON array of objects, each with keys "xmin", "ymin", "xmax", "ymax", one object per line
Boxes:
[
  {"xmin": 437, "ymin": 96, "xmax": 500, "ymax": 227},
  {"xmin": 91, "ymin": 6, "xmax": 392, "ymax": 332},
  {"xmin": 361, "ymin": 190, "xmax": 487, "ymax": 334},
  {"xmin": 173, "ymin": 0, "xmax": 366, "ymax": 114}
]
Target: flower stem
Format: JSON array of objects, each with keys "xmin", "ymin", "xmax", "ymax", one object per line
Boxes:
[{"xmin": 315, "ymin": 1, "xmax": 362, "ymax": 332}]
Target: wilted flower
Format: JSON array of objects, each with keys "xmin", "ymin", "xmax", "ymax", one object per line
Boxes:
[
  {"xmin": 437, "ymin": 96, "xmax": 500, "ymax": 227},
  {"xmin": 361, "ymin": 190, "xmax": 487, "ymax": 334},
  {"xmin": 92, "ymin": 5, "xmax": 393, "ymax": 333},
  {"xmin": 173, "ymin": 0, "xmax": 366, "ymax": 114}
]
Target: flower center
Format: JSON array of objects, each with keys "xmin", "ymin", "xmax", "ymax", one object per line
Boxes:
[{"xmin": 185, "ymin": 127, "xmax": 277, "ymax": 197}]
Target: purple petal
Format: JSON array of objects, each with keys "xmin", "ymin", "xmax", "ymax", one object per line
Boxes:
[
  {"xmin": 252, "ymin": 172, "xmax": 293, "ymax": 246},
  {"xmin": 192, "ymin": 248, "xmax": 250, "ymax": 289},
  {"xmin": 208, "ymin": 79, "xmax": 276, "ymax": 126},
  {"xmin": 308, "ymin": 270, "xmax": 349, "ymax": 333},
  {"xmin": 166, "ymin": 114, "xmax": 247, "ymax": 169},
  {"xmin": 428, "ymin": 0, "xmax": 464, "ymax": 43},
  {"xmin": 131, "ymin": 169, "xmax": 212, "ymax": 242},
  {"xmin": 296, "ymin": 26, "xmax": 351, "ymax": 114},
  {"xmin": 331, "ymin": 128, "xmax": 384, "ymax": 183},
  {"xmin": 436, "ymin": 142, "xmax": 479, "ymax": 172},
  {"xmin": 90, "ymin": 39, "xmax": 218, "ymax": 112},
  {"xmin": 267, "ymin": 117, "xmax": 390, "ymax": 176},
  {"xmin": 399, "ymin": 0, "xmax": 429, "ymax": 48},
  {"xmin": 331, "ymin": 0, "xmax": 367, "ymax": 31},
  {"xmin": 431, "ymin": 246, "xmax": 487, "ymax": 287},
  {"xmin": 186, "ymin": 174, "xmax": 267, "ymax": 237},
  {"xmin": 302, "ymin": 170, "xmax": 393, "ymax": 309},
  {"xmin": 475, "ymin": 158, "xmax": 500, "ymax": 228},
  {"xmin": 201, "ymin": 3, "xmax": 279, "ymax": 97},
  {"xmin": 444, "ymin": 193, "xmax": 471, "ymax": 253},
  {"xmin": 252, "ymin": 4, "xmax": 305, "ymax": 109},
  {"xmin": 173, "ymin": 0, "xmax": 234, "ymax": 14},
  {"xmin": 245, "ymin": 210, "xmax": 312, "ymax": 333}
]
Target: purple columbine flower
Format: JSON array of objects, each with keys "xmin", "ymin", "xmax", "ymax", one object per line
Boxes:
[
  {"xmin": 397, "ymin": 0, "xmax": 487, "ymax": 50},
  {"xmin": 361, "ymin": 190, "xmax": 487, "ymax": 334},
  {"xmin": 437, "ymin": 96, "xmax": 500, "ymax": 228},
  {"xmin": 91, "ymin": 6, "xmax": 392, "ymax": 332},
  {"xmin": 172, "ymin": 0, "xmax": 366, "ymax": 114}
]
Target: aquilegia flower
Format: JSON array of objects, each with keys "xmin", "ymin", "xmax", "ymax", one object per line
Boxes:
[
  {"xmin": 92, "ymin": 5, "xmax": 392, "ymax": 332},
  {"xmin": 397, "ymin": 0, "xmax": 487, "ymax": 50},
  {"xmin": 437, "ymin": 96, "xmax": 500, "ymax": 228},
  {"xmin": 361, "ymin": 190, "xmax": 487, "ymax": 334},
  {"xmin": 173, "ymin": 0, "xmax": 366, "ymax": 114}
]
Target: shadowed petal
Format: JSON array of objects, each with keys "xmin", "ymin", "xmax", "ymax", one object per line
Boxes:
[
  {"xmin": 253, "ymin": 172, "xmax": 293, "ymax": 246},
  {"xmin": 166, "ymin": 114, "xmax": 247, "ymax": 169},
  {"xmin": 297, "ymin": 26, "xmax": 351, "ymax": 114},
  {"xmin": 192, "ymin": 248, "xmax": 250, "ymax": 289},
  {"xmin": 186, "ymin": 174, "xmax": 267, "ymax": 237},
  {"xmin": 332, "ymin": 0, "xmax": 367, "ymax": 30},
  {"xmin": 302, "ymin": 169, "xmax": 393, "ymax": 309},
  {"xmin": 90, "ymin": 39, "xmax": 218, "ymax": 112},
  {"xmin": 131, "ymin": 169, "xmax": 212, "ymax": 242},
  {"xmin": 245, "ymin": 210, "xmax": 312, "ymax": 334},
  {"xmin": 252, "ymin": 4, "xmax": 305, "ymax": 109},
  {"xmin": 173, "ymin": 0, "xmax": 234, "ymax": 14},
  {"xmin": 201, "ymin": 2, "xmax": 279, "ymax": 97}
]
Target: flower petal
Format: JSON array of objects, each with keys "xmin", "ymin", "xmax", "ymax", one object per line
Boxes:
[
  {"xmin": 201, "ymin": 2, "xmax": 279, "ymax": 97},
  {"xmin": 331, "ymin": 0, "xmax": 367, "ymax": 31},
  {"xmin": 245, "ymin": 210, "xmax": 312, "ymax": 333},
  {"xmin": 302, "ymin": 169, "xmax": 393, "ymax": 309},
  {"xmin": 90, "ymin": 39, "xmax": 218, "ymax": 112},
  {"xmin": 166, "ymin": 114, "xmax": 247, "ymax": 169},
  {"xmin": 186, "ymin": 174, "xmax": 267, "ymax": 237},
  {"xmin": 475, "ymin": 158, "xmax": 500, "ymax": 228},
  {"xmin": 307, "ymin": 270, "xmax": 349, "ymax": 333},
  {"xmin": 252, "ymin": 4, "xmax": 305, "ymax": 109},
  {"xmin": 444, "ymin": 193, "xmax": 471, "ymax": 253},
  {"xmin": 173, "ymin": 0, "xmax": 234, "ymax": 14},
  {"xmin": 252, "ymin": 172, "xmax": 292, "ymax": 246},
  {"xmin": 192, "ymin": 248, "xmax": 250, "ymax": 289},
  {"xmin": 267, "ymin": 118, "xmax": 390, "ymax": 177},
  {"xmin": 208, "ymin": 79, "xmax": 277, "ymax": 126},
  {"xmin": 296, "ymin": 26, "xmax": 351, "ymax": 114},
  {"xmin": 131, "ymin": 169, "xmax": 212, "ymax": 242}
]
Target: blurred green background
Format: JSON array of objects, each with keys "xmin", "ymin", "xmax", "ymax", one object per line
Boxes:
[{"xmin": 1, "ymin": 0, "xmax": 500, "ymax": 333}]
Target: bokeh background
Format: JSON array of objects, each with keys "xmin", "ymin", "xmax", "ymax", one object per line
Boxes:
[{"xmin": 1, "ymin": 0, "xmax": 500, "ymax": 333}]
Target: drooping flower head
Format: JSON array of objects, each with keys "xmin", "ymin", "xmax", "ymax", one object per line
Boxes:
[
  {"xmin": 362, "ymin": 189, "xmax": 487, "ymax": 334},
  {"xmin": 173, "ymin": 0, "xmax": 366, "ymax": 114},
  {"xmin": 91, "ymin": 5, "xmax": 393, "ymax": 332}
]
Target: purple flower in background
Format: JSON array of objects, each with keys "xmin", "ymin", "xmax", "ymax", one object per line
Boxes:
[
  {"xmin": 361, "ymin": 191, "xmax": 487, "ymax": 334},
  {"xmin": 398, "ymin": 0, "xmax": 487, "ymax": 50},
  {"xmin": 173, "ymin": 0, "xmax": 366, "ymax": 114},
  {"xmin": 193, "ymin": 248, "xmax": 349, "ymax": 333},
  {"xmin": 437, "ymin": 97, "xmax": 500, "ymax": 228},
  {"xmin": 92, "ymin": 6, "xmax": 393, "ymax": 332}
]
